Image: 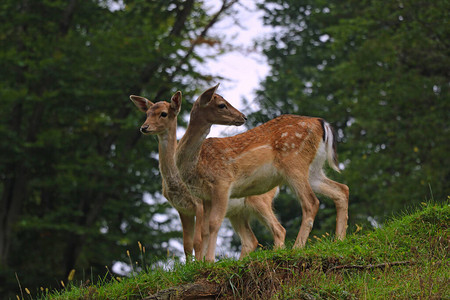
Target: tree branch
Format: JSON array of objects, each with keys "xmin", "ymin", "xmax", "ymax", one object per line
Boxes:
[
  {"xmin": 154, "ymin": 0, "xmax": 239, "ymax": 99},
  {"xmin": 326, "ymin": 260, "xmax": 415, "ymax": 273},
  {"xmin": 126, "ymin": 0, "xmax": 239, "ymax": 149},
  {"xmin": 170, "ymin": 0, "xmax": 196, "ymax": 37},
  {"xmin": 60, "ymin": 0, "xmax": 77, "ymax": 35}
]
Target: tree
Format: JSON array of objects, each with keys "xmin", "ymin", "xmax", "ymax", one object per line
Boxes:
[
  {"xmin": 0, "ymin": 0, "xmax": 238, "ymax": 296},
  {"xmin": 246, "ymin": 0, "xmax": 449, "ymax": 243}
]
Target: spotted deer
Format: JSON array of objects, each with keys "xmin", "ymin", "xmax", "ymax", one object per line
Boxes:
[
  {"xmin": 130, "ymin": 92, "xmax": 285, "ymax": 260},
  {"xmin": 175, "ymin": 84, "xmax": 349, "ymax": 262}
]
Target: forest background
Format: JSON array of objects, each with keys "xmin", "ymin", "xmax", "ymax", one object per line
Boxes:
[{"xmin": 0, "ymin": 0, "xmax": 448, "ymax": 297}]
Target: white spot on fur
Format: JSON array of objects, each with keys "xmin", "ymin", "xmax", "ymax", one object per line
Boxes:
[
  {"xmin": 232, "ymin": 145, "xmax": 272, "ymax": 161},
  {"xmin": 291, "ymin": 143, "xmax": 296, "ymax": 148},
  {"xmin": 281, "ymin": 132, "xmax": 288, "ymax": 137},
  {"xmin": 295, "ymin": 132, "xmax": 303, "ymax": 138}
]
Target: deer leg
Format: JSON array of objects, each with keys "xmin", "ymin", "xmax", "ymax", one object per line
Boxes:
[
  {"xmin": 200, "ymin": 199, "xmax": 211, "ymax": 260},
  {"xmin": 246, "ymin": 188, "xmax": 286, "ymax": 249},
  {"xmin": 193, "ymin": 202, "xmax": 204, "ymax": 260},
  {"xmin": 288, "ymin": 175, "xmax": 320, "ymax": 248},
  {"xmin": 178, "ymin": 212, "xmax": 195, "ymax": 260},
  {"xmin": 229, "ymin": 213, "xmax": 258, "ymax": 259},
  {"xmin": 295, "ymin": 184, "xmax": 320, "ymax": 248},
  {"xmin": 205, "ymin": 186, "xmax": 230, "ymax": 262},
  {"xmin": 311, "ymin": 174, "xmax": 349, "ymax": 240}
]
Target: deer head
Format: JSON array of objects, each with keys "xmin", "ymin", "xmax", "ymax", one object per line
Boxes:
[
  {"xmin": 191, "ymin": 84, "xmax": 247, "ymax": 126},
  {"xmin": 130, "ymin": 92, "xmax": 182, "ymax": 135}
]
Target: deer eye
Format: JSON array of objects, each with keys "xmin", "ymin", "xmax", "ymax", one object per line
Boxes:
[
  {"xmin": 160, "ymin": 112, "xmax": 168, "ymax": 117},
  {"xmin": 218, "ymin": 103, "xmax": 226, "ymax": 109}
]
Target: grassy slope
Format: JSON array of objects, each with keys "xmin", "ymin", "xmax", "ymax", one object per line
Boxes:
[{"xmin": 40, "ymin": 202, "xmax": 448, "ymax": 299}]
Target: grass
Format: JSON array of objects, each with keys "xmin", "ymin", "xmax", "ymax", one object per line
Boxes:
[{"xmin": 29, "ymin": 201, "xmax": 449, "ymax": 299}]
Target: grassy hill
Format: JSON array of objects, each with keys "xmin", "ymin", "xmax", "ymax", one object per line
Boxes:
[{"xmin": 33, "ymin": 201, "xmax": 448, "ymax": 299}]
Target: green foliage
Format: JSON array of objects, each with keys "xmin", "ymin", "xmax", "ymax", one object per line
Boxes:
[
  {"xmin": 0, "ymin": 0, "xmax": 236, "ymax": 297},
  {"xmin": 1, "ymin": 0, "xmax": 448, "ymax": 297},
  {"xmin": 38, "ymin": 201, "xmax": 449, "ymax": 299},
  {"xmin": 247, "ymin": 0, "xmax": 450, "ymax": 243}
]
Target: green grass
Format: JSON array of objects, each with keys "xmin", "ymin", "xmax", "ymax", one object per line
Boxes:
[{"xmin": 33, "ymin": 201, "xmax": 448, "ymax": 299}]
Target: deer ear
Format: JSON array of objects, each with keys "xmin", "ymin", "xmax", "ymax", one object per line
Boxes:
[
  {"xmin": 198, "ymin": 83, "xmax": 219, "ymax": 107},
  {"xmin": 130, "ymin": 95, "xmax": 154, "ymax": 113},
  {"xmin": 170, "ymin": 91, "xmax": 182, "ymax": 115}
]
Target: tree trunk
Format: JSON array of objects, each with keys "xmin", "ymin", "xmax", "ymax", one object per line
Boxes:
[{"xmin": 0, "ymin": 164, "xmax": 28, "ymax": 267}]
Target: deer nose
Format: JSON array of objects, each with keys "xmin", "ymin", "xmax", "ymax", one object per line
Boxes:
[{"xmin": 140, "ymin": 125, "xmax": 149, "ymax": 133}]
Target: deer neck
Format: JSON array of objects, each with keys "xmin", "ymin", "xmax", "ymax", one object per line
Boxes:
[
  {"xmin": 157, "ymin": 124, "xmax": 179, "ymax": 180},
  {"xmin": 176, "ymin": 117, "xmax": 211, "ymax": 176}
]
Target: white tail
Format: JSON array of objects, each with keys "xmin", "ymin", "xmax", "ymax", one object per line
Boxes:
[
  {"xmin": 323, "ymin": 120, "xmax": 340, "ymax": 173},
  {"xmin": 176, "ymin": 84, "xmax": 349, "ymax": 262},
  {"xmin": 130, "ymin": 91, "xmax": 285, "ymax": 260}
]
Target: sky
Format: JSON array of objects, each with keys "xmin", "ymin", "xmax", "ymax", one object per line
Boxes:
[
  {"xmin": 175, "ymin": 0, "xmax": 274, "ymax": 256},
  {"xmin": 180, "ymin": 0, "xmax": 273, "ymax": 138},
  {"xmin": 114, "ymin": 1, "xmax": 273, "ymax": 273},
  {"xmin": 180, "ymin": 0, "xmax": 275, "ymax": 251}
]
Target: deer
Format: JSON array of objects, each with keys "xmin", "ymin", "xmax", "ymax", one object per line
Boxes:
[
  {"xmin": 130, "ymin": 91, "xmax": 285, "ymax": 260},
  {"xmin": 175, "ymin": 84, "xmax": 349, "ymax": 262}
]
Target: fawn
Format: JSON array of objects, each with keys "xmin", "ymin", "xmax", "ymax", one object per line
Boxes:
[
  {"xmin": 130, "ymin": 91, "xmax": 285, "ymax": 260},
  {"xmin": 175, "ymin": 84, "xmax": 349, "ymax": 261}
]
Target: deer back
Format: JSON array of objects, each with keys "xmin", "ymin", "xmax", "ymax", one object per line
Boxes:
[{"xmin": 197, "ymin": 115, "xmax": 325, "ymax": 197}]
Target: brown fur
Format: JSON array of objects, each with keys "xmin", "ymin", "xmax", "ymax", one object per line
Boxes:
[
  {"xmin": 130, "ymin": 92, "xmax": 285, "ymax": 260},
  {"xmin": 176, "ymin": 84, "xmax": 349, "ymax": 262}
]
